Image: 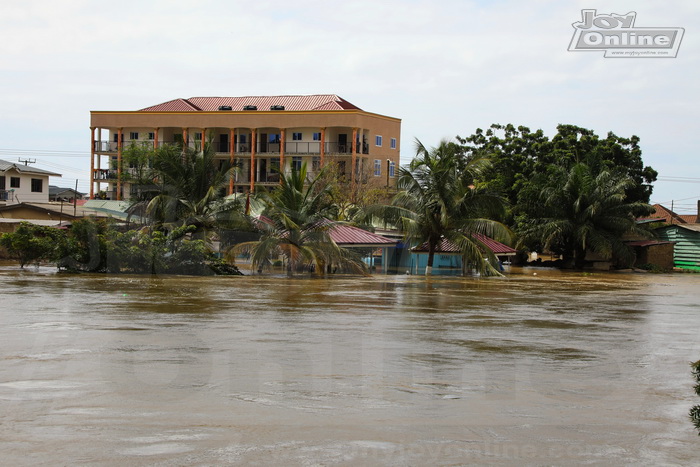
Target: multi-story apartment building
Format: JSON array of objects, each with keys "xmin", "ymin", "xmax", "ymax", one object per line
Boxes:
[{"xmin": 89, "ymin": 95, "xmax": 401, "ymax": 200}]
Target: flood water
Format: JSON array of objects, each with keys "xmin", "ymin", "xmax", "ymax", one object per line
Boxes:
[{"xmin": 1, "ymin": 264, "xmax": 699, "ymax": 466}]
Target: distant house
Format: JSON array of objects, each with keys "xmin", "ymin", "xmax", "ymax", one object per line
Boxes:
[
  {"xmin": 327, "ymin": 222, "xmax": 397, "ymax": 273},
  {"xmin": 0, "ymin": 159, "xmax": 61, "ymax": 205},
  {"xmin": 49, "ymin": 185, "xmax": 84, "ymax": 202},
  {"xmin": 646, "ymin": 203, "xmax": 699, "ymax": 225},
  {"xmin": 656, "ymin": 224, "xmax": 700, "ymax": 271},
  {"xmin": 410, "ymin": 234, "xmax": 517, "ymax": 275}
]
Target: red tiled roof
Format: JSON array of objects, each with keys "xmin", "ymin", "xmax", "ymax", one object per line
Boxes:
[
  {"xmin": 140, "ymin": 95, "xmax": 361, "ymax": 112},
  {"xmin": 412, "ymin": 234, "xmax": 516, "ymax": 255},
  {"xmin": 649, "ymin": 204, "xmax": 688, "ymax": 224}
]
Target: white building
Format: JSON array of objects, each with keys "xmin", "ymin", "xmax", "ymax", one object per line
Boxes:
[{"xmin": 0, "ymin": 159, "xmax": 61, "ymax": 205}]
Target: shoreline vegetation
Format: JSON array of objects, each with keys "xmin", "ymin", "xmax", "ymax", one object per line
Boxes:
[{"xmin": 1, "ymin": 124, "xmax": 663, "ymax": 276}]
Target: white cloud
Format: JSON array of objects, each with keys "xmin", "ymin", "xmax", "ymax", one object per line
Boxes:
[{"xmin": 0, "ymin": 0, "xmax": 698, "ymax": 205}]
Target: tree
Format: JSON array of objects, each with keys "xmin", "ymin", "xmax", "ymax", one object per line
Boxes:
[
  {"xmin": 518, "ymin": 163, "xmax": 654, "ymax": 269},
  {"xmin": 229, "ymin": 163, "xmax": 367, "ymax": 276},
  {"xmin": 362, "ymin": 139, "xmax": 510, "ymax": 276},
  {"xmin": 143, "ymin": 142, "xmax": 248, "ymax": 239},
  {"xmin": 456, "ymin": 124, "xmax": 658, "ymax": 218},
  {"xmin": 0, "ymin": 222, "xmax": 66, "ymax": 267}
]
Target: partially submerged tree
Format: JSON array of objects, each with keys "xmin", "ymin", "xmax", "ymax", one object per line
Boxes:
[
  {"xmin": 229, "ymin": 163, "xmax": 367, "ymax": 276},
  {"xmin": 0, "ymin": 222, "xmax": 66, "ymax": 267},
  {"xmin": 518, "ymin": 163, "xmax": 654, "ymax": 269},
  {"xmin": 361, "ymin": 139, "xmax": 510, "ymax": 276},
  {"xmin": 144, "ymin": 142, "xmax": 249, "ymax": 239}
]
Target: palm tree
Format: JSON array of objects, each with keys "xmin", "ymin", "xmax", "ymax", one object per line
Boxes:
[
  {"xmin": 144, "ymin": 142, "xmax": 248, "ymax": 239},
  {"xmin": 362, "ymin": 139, "xmax": 510, "ymax": 276},
  {"xmin": 229, "ymin": 163, "xmax": 367, "ymax": 276},
  {"xmin": 520, "ymin": 163, "xmax": 654, "ymax": 269}
]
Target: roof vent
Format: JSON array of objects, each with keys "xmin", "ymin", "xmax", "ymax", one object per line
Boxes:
[
  {"xmin": 270, "ymin": 105, "xmax": 285, "ymax": 111},
  {"xmin": 243, "ymin": 105, "xmax": 257, "ymax": 111},
  {"xmin": 218, "ymin": 105, "xmax": 232, "ymax": 111}
]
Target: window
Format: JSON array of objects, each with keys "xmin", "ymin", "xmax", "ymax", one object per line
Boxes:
[
  {"xmin": 312, "ymin": 132, "xmax": 321, "ymax": 141},
  {"xmin": 312, "ymin": 156, "xmax": 321, "ymax": 172},
  {"xmin": 374, "ymin": 159, "xmax": 381, "ymax": 176},
  {"xmin": 389, "ymin": 161, "xmax": 396, "ymax": 177},
  {"xmin": 391, "ymin": 138, "xmax": 397, "ymax": 149},
  {"xmin": 129, "ymin": 132, "xmax": 138, "ymax": 140},
  {"xmin": 0, "ymin": 176, "xmax": 5, "ymax": 189},
  {"xmin": 31, "ymin": 178, "xmax": 43, "ymax": 193},
  {"xmin": 269, "ymin": 134, "xmax": 280, "ymax": 143},
  {"xmin": 195, "ymin": 132, "xmax": 202, "ymax": 140},
  {"xmin": 292, "ymin": 132, "xmax": 303, "ymax": 141},
  {"xmin": 375, "ymin": 135, "xmax": 383, "ymax": 147},
  {"xmin": 147, "ymin": 132, "xmax": 155, "ymax": 140},
  {"xmin": 292, "ymin": 156, "xmax": 302, "ymax": 171},
  {"xmin": 239, "ymin": 134, "xmax": 247, "ymax": 144},
  {"xmin": 10, "ymin": 177, "xmax": 20, "ymax": 188}
]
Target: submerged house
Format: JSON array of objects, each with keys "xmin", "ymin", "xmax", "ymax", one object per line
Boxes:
[{"xmin": 410, "ymin": 234, "xmax": 517, "ymax": 275}]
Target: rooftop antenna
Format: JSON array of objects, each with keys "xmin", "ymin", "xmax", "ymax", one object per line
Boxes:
[{"xmin": 18, "ymin": 158, "xmax": 36, "ymax": 166}]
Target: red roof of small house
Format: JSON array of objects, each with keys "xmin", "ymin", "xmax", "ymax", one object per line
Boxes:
[
  {"xmin": 254, "ymin": 216, "xmax": 395, "ymax": 247},
  {"xmin": 328, "ymin": 223, "xmax": 397, "ymax": 246},
  {"xmin": 140, "ymin": 95, "xmax": 361, "ymax": 112},
  {"xmin": 412, "ymin": 234, "xmax": 516, "ymax": 256}
]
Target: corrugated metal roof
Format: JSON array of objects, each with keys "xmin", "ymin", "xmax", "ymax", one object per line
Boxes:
[
  {"xmin": 0, "ymin": 159, "xmax": 61, "ymax": 176},
  {"xmin": 140, "ymin": 95, "xmax": 361, "ymax": 112},
  {"xmin": 626, "ymin": 240, "xmax": 674, "ymax": 247},
  {"xmin": 140, "ymin": 98, "xmax": 201, "ymax": 112},
  {"xmin": 329, "ymin": 223, "xmax": 397, "ymax": 246},
  {"xmin": 412, "ymin": 234, "xmax": 516, "ymax": 255}
]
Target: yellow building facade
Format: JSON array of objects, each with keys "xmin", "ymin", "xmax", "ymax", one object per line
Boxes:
[{"xmin": 89, "ymin": 95, "xmax": 401, "ymax": 200}]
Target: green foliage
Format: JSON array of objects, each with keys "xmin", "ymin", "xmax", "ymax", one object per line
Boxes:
[
  {"xmin": 456, "ymin": 124, "xmax": 657, "ymax": 266},
  {"xmin": 456, "ymin": 124, "xmax": 658, "ymax": 220},
  {"xmin": 0, "ymin": 217, "xmax": 242, "ymax": 276},
  {"xmin": 691, "ymin": 360, "xmax": 700, "ymax": 435},
  {"xmin": 143, "ymin": 142, "xmax": 248, "ymax": 238},
  {"xmin": 0, "ymin": 222, "xmax": 67, "ymax": 267},
  {"xmin": 360, "ymin": 139, "xmax": 510, "ymax": 276},
  {"xmin": 229, "ymin": 162, "xmax": 367, "ymax": 276},
  {"xmin": 518, "ymin": 163, "xmax": 654, "ymax": 269}
]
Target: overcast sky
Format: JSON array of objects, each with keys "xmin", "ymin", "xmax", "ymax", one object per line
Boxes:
[{"xmin": 0, "ymin": 0, "xmax": 697, "ymax": 211}]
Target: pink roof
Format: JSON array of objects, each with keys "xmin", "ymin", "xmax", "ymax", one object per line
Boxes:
[
  {"xmin": 140, "ymin": 95, "xmax": 361, "ymax": 112},
  {"xmin": 412, "ymin": 233, "xmax": 516, "ymax": 255},
  {"xmin": 329, "ymin": 224, "xmax": 397, "ymax": 246},
  {"xmin": 255, "ymin": 216, "xmax": 395, "ymax": 246}
]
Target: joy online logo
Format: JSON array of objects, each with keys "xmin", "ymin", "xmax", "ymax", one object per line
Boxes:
[{"xmin": 569, "ymin": 10, "xmax": 684, "ymax": 58}]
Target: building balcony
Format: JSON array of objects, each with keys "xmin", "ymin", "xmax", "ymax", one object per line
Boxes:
[{"xmin": 95, "ymin": 140, "xmax": 371, "ymax": 156}]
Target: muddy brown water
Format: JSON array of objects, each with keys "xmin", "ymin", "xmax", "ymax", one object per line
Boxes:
[{"xmin": 1, "ymin": 264, "xmax": 698, "ymax": 465}]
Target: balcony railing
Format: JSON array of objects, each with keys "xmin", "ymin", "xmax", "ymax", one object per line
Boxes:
[{"xmin": 94, "ymin": 140, "xmax": 371, "ymax": 155}]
